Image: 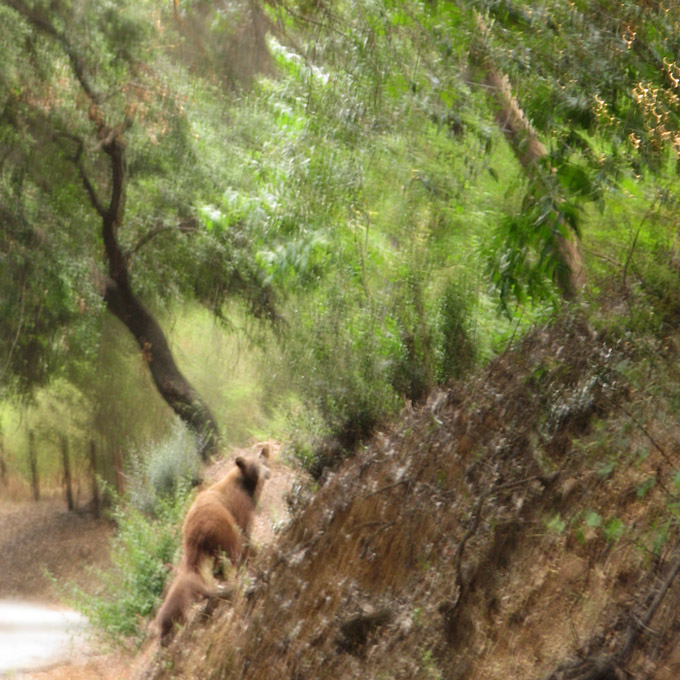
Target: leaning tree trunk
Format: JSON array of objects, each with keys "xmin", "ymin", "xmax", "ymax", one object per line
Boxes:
[
  {"xmin": 470, "ymin": 14, "xmax": 586, "ymax": 298},
  {"xmin": 104, "ymin": 273, "xmax": 220, "ymax": 460},
  {"xmin": 8, "ymin": 0, "xmax": 221, "ymax": 460},
  {"xmin": 93, "ymin": 134, "xmax": 219, "ymax": 461}
]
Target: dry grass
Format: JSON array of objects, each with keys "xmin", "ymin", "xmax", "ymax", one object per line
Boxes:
[{"xmin": 137, "ymin": 312, "xmax": 680, "ymax": 680}]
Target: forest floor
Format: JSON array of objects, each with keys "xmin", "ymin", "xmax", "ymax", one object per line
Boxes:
[
  {"xmin": 0, "ymin": 440, "xmax": 299, "ymax": 680},
  {"xmin": 0, "ymin": 497, "xmax": 113, "ymax": 604}
]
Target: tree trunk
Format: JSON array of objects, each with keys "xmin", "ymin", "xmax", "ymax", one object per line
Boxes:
[
  {"xmin": 113, "ymin": 446, "xmax": 125, "ymax": 496},
  {"xmin": 104, "ymin": 275, "xmax": 220, "ymax": 460},
  {"xmin": 89, "ymin": 440, "xmax": 100, "ymax": 519},
  {"xmin": 82, "ymin": 121, "xmax": 220, "ymax": 461},
  {"xmin": 28, "ymin": 430, "xmax": 40, "ymax": 501},
  {"xmin": 60, "ymin": 434, "xmax": 75, "ymax": 512},
  {"xmin": 0, "ymin": 434, "xmax": 7, "ymax": 488},
  {"xmin": 470, "ymin": 14, "xmax": 586, "ymax": 298},
  {"xmin": 10, "ymin": 0, "xmax": 222, "ymax": 462}
]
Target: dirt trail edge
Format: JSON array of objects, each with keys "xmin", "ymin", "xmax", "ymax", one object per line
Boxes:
[{"xmin": 0, "ymin": 440, "xmax": 302, "ymax": 680}]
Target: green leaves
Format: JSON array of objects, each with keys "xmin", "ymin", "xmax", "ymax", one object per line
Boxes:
[
  {"xmin": 546, "ymin": 513, "xmax": 567, "ymax": 534},
  {"xmin": 585, "ymin": 511, "xmax": 602, "ymax": 529},
  {"xmin": 603, "ymin": 516, "xmax": 626, "ymax": 543},
  {"xmin": 257, "ymin": 232, "xmax": 329, "ymax": 287}
]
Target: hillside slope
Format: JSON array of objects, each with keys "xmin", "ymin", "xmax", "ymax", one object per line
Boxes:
[{"xmin": 141, "ymin": 310, "xmax": 680, "ymax": 680}]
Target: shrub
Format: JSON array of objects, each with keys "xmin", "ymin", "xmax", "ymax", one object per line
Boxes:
[
  {"xmin": 126, "ymin": 418, "xmax": 200, "ymax": 514},
  {"xmin": 435, "ymin": 279, "xmax": 477, "ymax": 384},
  {"xmin": 284, "ymin": 273, "xmax": 478, "ymax": 476},
  {"xmin": 62, "ymin": 424, "xmax": 197, "ymax": 644},
  {"xmin": 285, "ymin": 285, "xmax": 401, "ymax": 468}
]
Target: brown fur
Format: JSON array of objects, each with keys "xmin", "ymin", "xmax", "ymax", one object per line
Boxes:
[
  {"xmin": 155, "ymin": 568, "xmax": 212, "ymax": 646},
  {"xmin": 181, "ymin": 450, "xmax": 270, "ymax": 572},
  {"xmin": 153, "ymin": 449, "xmax": 270, "ymax": 644}
]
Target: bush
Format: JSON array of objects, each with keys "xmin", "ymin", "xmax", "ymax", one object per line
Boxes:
[
  {"xmin": 284, "ymin": 273, "xmax": 478, "ymax": 476},
  {"xmin": 126, "ymin": 418, "xmax": 200, "ymax": 514},
  {"xmin": 62, "ymin": 424, "xmax": 198, "ymax": 644},
  {"xmin": 386, "ymin": 271, "xmax": 436, "ymax": 404},
  {"xmin": 284, "ymin": 285, "xmax": 401, "ymax": 467},
  {"xmin": 435, "ymin": 279, "xmax": 477, "ymax": 384}
]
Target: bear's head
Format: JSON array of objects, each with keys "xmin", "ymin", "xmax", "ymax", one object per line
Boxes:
[{"xmin": 235, "ymin": 446, "xmax": 271, "ymax": 499}]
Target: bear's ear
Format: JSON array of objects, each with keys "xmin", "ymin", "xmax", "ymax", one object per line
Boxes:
[
  {"xmin": 258, "ymin": 445, "xmax": 270, "ymax": 460},
  {"xmin": 235, "ymin": 457, "xmax": 247, "ymax": 474}
]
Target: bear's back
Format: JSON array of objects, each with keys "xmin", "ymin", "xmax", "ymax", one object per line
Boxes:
[{"xmin": 188, "ymin": 483, "xmax": 253, "ymax": 535}]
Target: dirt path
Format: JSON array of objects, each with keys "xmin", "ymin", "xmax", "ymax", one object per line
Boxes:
[
  {"xmin": 0, "ymin": 601, "xmax": 88, "ymax": 676},
  {"xmin": 0, "ymin": 498, "xmax": 113, "ymax": 604},
  {"xmin": 0, "ymin": 497, "xmax": 120, "ymax": 679},
  {"xmin": 0, "ymin": 441, "xmax": 302, "ymax": 680}
]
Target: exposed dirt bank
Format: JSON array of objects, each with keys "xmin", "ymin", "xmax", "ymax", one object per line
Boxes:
[{"xmin": 139, "ymin": 313, "xmax": 680, "ymax": 680}]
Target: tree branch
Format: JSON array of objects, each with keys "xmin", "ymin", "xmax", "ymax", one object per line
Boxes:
[
  {"xmin": 616, "ymin": 403, "xmax": 676, "ymax": 470},
  {"xmin": 2, "ymin": 279, "xmax": 27, "ymax": 379},
  {"xmin": 442, "ymin": 473, "xmax": 557, "ymax": 619},
  {"xmin": 62, "ymin": 134, "xmax": 108, "ymax": 219},
  {"xmin": 3, "ymin": 0, "xmax": 101, "ymax": 105},
  {"xmin": 470, "ymin": 12, "xmax": 586, "ymax": 298},
  {"xmin": 542, "ymin": 539, "xmax": 680, "ymax": 680},
  {"xmin": 6, "ymin": 0, "xmax": 221, "ymax": 459},
  {"xmin": 127, "ymin": 224, "xmax": 175, "ymax": 260}
]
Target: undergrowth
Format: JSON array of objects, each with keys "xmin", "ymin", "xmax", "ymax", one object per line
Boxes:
[{"xmin": 59, "ymin": 426, "xmax": 197, "ymax": 644}]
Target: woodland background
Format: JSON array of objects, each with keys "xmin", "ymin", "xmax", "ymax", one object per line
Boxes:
[
  {"xmin": 4, "ymin": 3, "xmax": 680, "ymax": 676},
  {"xmin": 3, "ymin": 0, "xmax": 679, "ymax": 489}
]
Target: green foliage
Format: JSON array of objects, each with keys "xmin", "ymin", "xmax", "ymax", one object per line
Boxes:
[
  {"xmin": 6, "ymin": 0, "xmax": 680, "ymax": 481},
  {"xmin": 286, "ymin": 285, "xmax": 402, "ymax": 456},
  {"xmin": 421, "ymin": 648, "xmax": 444, "ymax": 680},
  {"xmin": 585, "ymin": 511, "xmax": 602, "ymax": 529},
  {"xmin": 484, "ymin": 0, "xmax": 680, "ymax": 172},
  {"xmin": 126, "ymin": 419, "xmax": 200, "ymax": 513},
  {"xmin": 546, "ymin": 512, "xmax": 566, "ymax": 534},
  {"xmin": 0, "ymin": 0, "xmax": 278, "ymax": 398},
  {"xmin": 435, "ymin": 280, "xmax": 478, "ymax": 383},
  {"xmin": 487, "ymin": 173, "xmax": 582, "ymax": 313},
  {"xmin": 603, "ymin": 516, "xmax": 626, "ymax": 543},
  {"xmin": 283, "ymin": 263, "xmax": 479, "ymax": 472},
  {"xmin": 71, "ymin": 491, "xmax": 189, "ymax": 643},
  {"xmin": 64, "ymin": 424, "xmax": 197, "ymax": 643}
]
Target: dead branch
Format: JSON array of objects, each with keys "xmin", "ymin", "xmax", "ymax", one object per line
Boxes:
[
  {"xmin": 447, "ymin": 474, "xmax": 556, "ymax": 613},
  {"xmin": 621, "ymin": 543, "xmax": 680, "ymax": 658},
  {"xmin": 359, "ymin": 522, "xmax": 396, "ymax": 558},
  {"xmin": 365, "ymin": 479, "xmax": 411, "ymax": 498},
  {"xmin": 617, "ymin": 403, "xmax": 676, "ymax": 470},
  {"xmin": 541, "ymin": 539, "xmax": 680, "ymax": 680},
  {"xmin": 623, "ymin": 191, "xmax": 662, "ymax": 288}
]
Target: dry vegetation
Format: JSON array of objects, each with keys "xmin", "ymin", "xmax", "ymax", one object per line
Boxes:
[{"xmin": 136, "ymin": 311, "xmax": 680, "ymax": 680}]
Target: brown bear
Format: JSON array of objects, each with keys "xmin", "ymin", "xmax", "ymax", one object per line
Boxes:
[
  {"xmin": 182, "ymin": 447, "xmax": 270, "ymax": 572},
  {"xmin": 154, "ymin": 448, "xmax": 270, "ymax": 644}
]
